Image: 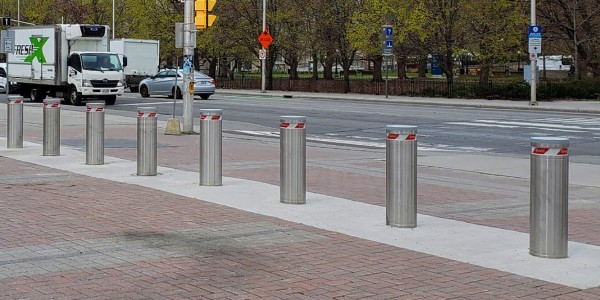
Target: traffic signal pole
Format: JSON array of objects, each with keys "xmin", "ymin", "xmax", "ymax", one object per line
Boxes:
[
  {"xmin": 183, "ymin": 0, "xmax": 195, "ymax": 133},
  {"xmin": 261, "ymin": 0, "xmax": 266, "ymax": 93}
]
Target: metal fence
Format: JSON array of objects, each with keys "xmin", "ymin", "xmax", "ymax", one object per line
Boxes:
[{"xmin": 217, "ymin": 75, "xmax": 600, "ymax": 100}]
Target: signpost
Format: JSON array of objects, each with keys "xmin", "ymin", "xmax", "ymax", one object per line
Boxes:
[
  {"xmin": 528, "ymin": 23, "xmax": 541, "ymax": 106},
  {"xmin": 258, "ymin": 29, "xmax": 272, "ymax": 93},
  {"xmin": 382, "ymin": 25, "xmax": 393, "ymax": 98}
]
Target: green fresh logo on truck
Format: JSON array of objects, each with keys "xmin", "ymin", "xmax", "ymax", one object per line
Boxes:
[{"xmin": 14, "ymin": 36, "xmax": 49, "ymax": 63}]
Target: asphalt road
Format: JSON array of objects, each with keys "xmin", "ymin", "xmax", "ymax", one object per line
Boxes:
[{"xmin": 11, "ymin": 91, "xmax": 600, "ymax": 165}]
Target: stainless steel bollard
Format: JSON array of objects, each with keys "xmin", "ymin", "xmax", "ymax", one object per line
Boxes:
[
  {"xmin": 137, "ymin": 107, "xmax": 157, "ymax": 176},
  {"xmin": 199, "ymin": 109, "xmax": 223, "ymax": 186},
  {"xmin": 530, "ymin": 137, "xmax": 569, "ymax": 258},
  {"xmin": 7, "ymin": 96, "xmax": 24, "ymax": 148},
  {"xmin": 386, "ymin": 125, "xmax": 418, "ymax": 228},
  {"xmin": 43, "ymin": 98, "xmax": 61, "ymax": 156},
  {"xmin": 86, "ymin": 102, "xmax": 105, "ymax": 165},
  {"xmin": 280, "ymin": 116, "xmax": 306, "ymax": 204}
]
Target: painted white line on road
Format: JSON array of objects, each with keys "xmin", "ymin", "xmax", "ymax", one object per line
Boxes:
[
  {"xmin": 234, "ymin": 130, "xmax": 490, "ymax": 152},
  {"xmin": 115, "ymin": 101, "xmax": 182, "ymax": 106},
  {"xmin": 447, "ymin": 122, "xmax": 518, "ymax": 128},
  {"xmin": 476, "ymin": 119, "xmax": 600, "ymax": 131},
  {"xmin": 1, "ymin": 139, "xmax": 599, "ymax": 289}
]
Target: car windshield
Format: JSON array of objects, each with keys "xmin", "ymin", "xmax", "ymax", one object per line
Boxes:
[{"xmin": 81, "ymin": 54, "xmax": 122, "ymax": 72}]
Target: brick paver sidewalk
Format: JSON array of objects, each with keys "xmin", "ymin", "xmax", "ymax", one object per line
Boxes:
[{"xmin": 1, "ymin": 105, "xmax": 600, "ymax": 299}]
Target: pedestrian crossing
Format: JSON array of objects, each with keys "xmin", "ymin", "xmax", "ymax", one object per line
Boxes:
[{"xmin": 446, "ymin": 117, "xmax": 600, "ymax": 133}]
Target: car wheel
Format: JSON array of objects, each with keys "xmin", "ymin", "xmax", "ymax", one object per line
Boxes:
[
  {"xmin": 140, "ymin": 85, "xmax": 149, "ymax": 98},
  {"xmin": 172, "ymin": 86, "xmax": 182, "ymax": 99},
  {"xmin": 200, "ymin": 94, "xmax": 210, "ymax": 100},
  {"xmin": 129, "ymin": 86, "xmax": 139, "ymax": 93},
  {"xmin": 68, "ymin": 87, "xmax": 83, "ymax": 106}
]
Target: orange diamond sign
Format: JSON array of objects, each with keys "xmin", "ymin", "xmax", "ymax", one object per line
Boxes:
[{"xmin": 258, "ymin": 30, "xmax": 273, "ymax": 49}]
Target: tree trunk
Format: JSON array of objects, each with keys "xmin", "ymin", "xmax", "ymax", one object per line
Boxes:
[
  {"xmin": 479, "ymin": 64, "xmax": 490, "ymax": 85},
  {"xmin": 397, "ymin": 56, "xmax": 408, "ymax": 79},
  {"xmin": 418, "ymin": 58, "xmax": 427, "ymax": 78},
  {"xmin": 208, "ymin": 59, "xmax": 217, "ymax": 79},
  {"xmin": 323, "ymin": 55, "xmax": 334, "ymax": 80},
  {"xmin": 312, "ymin": 53, "xmax": 319, "ymax": 80},
  {"xmin": 372, "ymin": 56, "xmax": 383, "ymax": 82}
]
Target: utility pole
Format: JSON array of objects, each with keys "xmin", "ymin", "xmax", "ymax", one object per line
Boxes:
[
  {"xmin": 530, "ymin": 0, "xmax": 537, "ymax": 106},
  {"xmin": 112, "ymin": 0, "xmax": 115, "ymax": 38},
  {"xmin": 261, "ymin": 0, "xmax": 266, "ymax": 93},
  {"xmin": 182, "ymin": 0, "xmax": 195, "ymax": 133}
]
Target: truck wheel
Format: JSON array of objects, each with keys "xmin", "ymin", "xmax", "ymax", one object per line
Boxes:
[
  {"xmin": 104, "ymin": 95, "xmax": 117, "ymax": 105},
  {"xmin": 129, "ymin": 86, "xmax": 139, "ymax": 93},
  {"xmin": 31, "ymin": 88, "xmax": 46, "ymax": 102},
  {"xmin": 140, "ymin": 85, "xmax": 149, "ymax": 98},
  {"xmin": 68, "ymin": 88, "xmax": 83, "ymax": 106}
]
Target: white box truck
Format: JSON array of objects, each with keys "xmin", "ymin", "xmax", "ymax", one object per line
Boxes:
[
  {"xmin": 6, "ymin": 24, "xmax": 126, "ymax": 105},
  {"xmin": 110, "ymin": 39, "xmax": 159, "ymax": 93}
]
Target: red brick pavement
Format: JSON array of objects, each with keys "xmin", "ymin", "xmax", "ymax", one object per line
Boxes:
[{"xmin": 2, "ymin": 157, "xmax": 600, "ymax": 299}]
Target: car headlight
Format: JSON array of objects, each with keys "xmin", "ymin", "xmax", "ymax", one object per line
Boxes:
[
  {"xmin": 83, "ymin": 79, "xmax": 93, "ymax": 87},
  {"xmin": 117, "ymin": 79, "xmax": 124, "ymax": 87}
]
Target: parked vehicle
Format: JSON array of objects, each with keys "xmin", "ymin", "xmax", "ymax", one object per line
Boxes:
[
  {"xmin": 6, "ymin": 24, "xmax": 126, "ymax": 105},
  {"xmin": 110, "ymin": 39, "xmax": 159, "ymax": 93},
  {"xmin": 0, "ymin": 63, "xmax": 6, "ymax": 93},
  {"xmin": 139, "ymin": 69, "xmax": 215, "ymax": 99}
]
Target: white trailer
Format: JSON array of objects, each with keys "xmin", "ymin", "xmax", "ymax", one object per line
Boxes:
[
  {"xmin": 110, "ymin": 39, "xmax": 159, "ymax": 92},
  {"xmin": 6, "ymin": 24, "xmax": 126, "ymax": 105}
]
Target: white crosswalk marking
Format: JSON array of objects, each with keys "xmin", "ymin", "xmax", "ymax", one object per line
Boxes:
[
  {"xmin": 447, "ymin": 118, "xmax": 600, "ymax": 133},
  {"xmin": 232, "ymin": 131, "xmax": 491, "ymax": 152}
]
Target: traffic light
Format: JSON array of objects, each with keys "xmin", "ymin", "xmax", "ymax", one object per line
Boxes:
[{"xmin": 195, "ymin": 0, "xmax": 216, "ymax": 29}]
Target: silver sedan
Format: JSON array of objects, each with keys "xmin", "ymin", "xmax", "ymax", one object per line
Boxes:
[{"xmin": 139, "ymin": 69, "xmax": 216, "ymax": 100}]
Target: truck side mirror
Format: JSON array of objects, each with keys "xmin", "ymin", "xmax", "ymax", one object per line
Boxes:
[{"xmin": 123, "ymin": 56, "xmax": 128, "ymax": 67}]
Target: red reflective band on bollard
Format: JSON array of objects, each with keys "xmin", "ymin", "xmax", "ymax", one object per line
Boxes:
[
  {"xmin": 387, "ymin": 133, "xmax": 416, "ymax": 141},
  {"xmin": 138, "ymin": 112, "xmax": 157, "ymax": 118},
  {"xmin": 44, "ymin": 103, "xmax": 60, "ymax": 108},
  {"xmin": 200, "ymin": 115, "xmax": 222, "ymax": 120},
  {"xmin": 280, "ymin": 122, "xmax": 304, "ymax": 129},
  {"xmin": 14, "ymin": 100, "xmax": 23, "ymax": 104},
  {"xmin": 532, "ymin": 147, "xmax": 568, "ymax": 156},
  {"xmin": 88, "ymin": 107, "xmax": 105, "ymax": 112},
  {"xmin": 387, "ymin": 133, "xmax": 399, "ymax": 140}
]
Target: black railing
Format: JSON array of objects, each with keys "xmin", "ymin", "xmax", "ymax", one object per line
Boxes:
[{"xmin": 216, "ymin": 75, "xmax": 600, "ymax": 100}]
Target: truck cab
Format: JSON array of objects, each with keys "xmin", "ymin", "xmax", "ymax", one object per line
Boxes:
[{"xmin": 67, "ymin": 51, "xmax": 126, "ymax": 105}]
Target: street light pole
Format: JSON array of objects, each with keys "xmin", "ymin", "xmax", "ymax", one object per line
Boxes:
[
  {"xmin": 530, "ymin": 0, "xmax": 537, "ymax": 106},
  {"xmin": 17, "ymin": 0, "xmax": 20, "ymax": 26},
  {"xmin": 261, "ymin": 0, "xmax": 266, "ymax": 93}
]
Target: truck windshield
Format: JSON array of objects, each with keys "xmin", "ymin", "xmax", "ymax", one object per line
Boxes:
[{"xmin": 81, "ymin": 54, "xmax": 122, "ymax": 72}]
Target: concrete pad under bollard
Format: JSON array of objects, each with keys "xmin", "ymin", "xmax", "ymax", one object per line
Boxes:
[{"xmin": 164, "ymin": 118, "xmax": 182, "ymax": 135}]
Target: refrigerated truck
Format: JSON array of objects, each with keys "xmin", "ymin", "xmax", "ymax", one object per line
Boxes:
[
  {"xmin": 5, "ymin": 24, "xmax": 126, "ymax": 105},
  {"xmin": 110, "ymin": 39, "xmax": 159, "ymax": 93}
]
